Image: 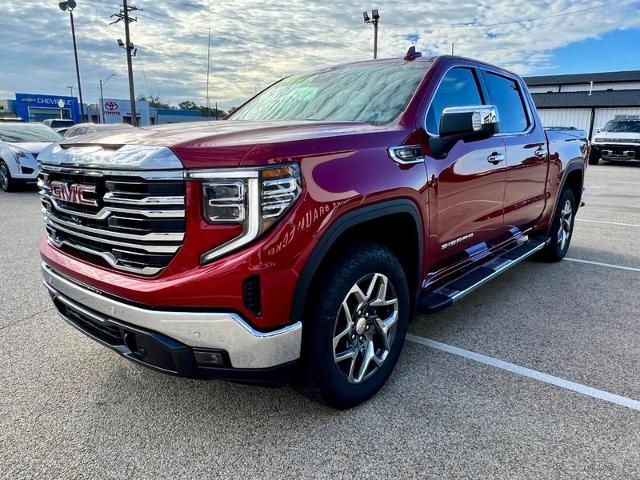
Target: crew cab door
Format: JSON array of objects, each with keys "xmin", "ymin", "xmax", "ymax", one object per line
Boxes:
[
  {"xmin": 480, "ymin": 69, "xmax": 549, "ymax": 229},
  {"xmin": 423, "ymin": 66, "xmax": 507, "ymax": 270}
]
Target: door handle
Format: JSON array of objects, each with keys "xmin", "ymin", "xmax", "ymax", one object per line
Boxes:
[
  {"xmin": 534, "ymin": 148, "xmax": 547, "ymax": 158},
  {"xmin": 487, "ymin": 152, "xmax": 505, "ymax": 165}
]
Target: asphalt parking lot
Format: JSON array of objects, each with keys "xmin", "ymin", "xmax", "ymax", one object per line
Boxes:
[{"xmin": 1, "ymin": 163, "xmax": 640, "ymax": 479}]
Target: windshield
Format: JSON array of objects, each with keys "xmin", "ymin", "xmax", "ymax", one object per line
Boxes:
[
  {"xmin": 49, "ymin": 120, "xmax": 74, "ymax": 128},
  {"xmin": 230, "ymin": 61, "xmax": 430, "ymax": 125},
  {"xmin": 0, "ymin": 124, "xmax": 63, "ymax": 143},
  {"xmin": 602, "ymin": 120, "xmax": 640, "ymax": 133}
]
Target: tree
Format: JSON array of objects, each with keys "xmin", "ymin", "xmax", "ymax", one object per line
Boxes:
[
  {"xmin": 178, "ymin": 100, "xmax": 199, "ymax": 111},
  {"xmin": 137, "ymin": 95, "xmax": 172, "ymax": 109},
  {"xmin": 178, "ymin": 100, "xmax": 227, "ymax": 119}
]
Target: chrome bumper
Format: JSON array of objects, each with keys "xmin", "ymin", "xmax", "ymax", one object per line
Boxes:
[{"xmin": 41, "ymin": 263, "xmax": 302, "ymax": 369}]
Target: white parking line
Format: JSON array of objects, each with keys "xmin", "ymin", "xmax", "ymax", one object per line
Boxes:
[
  {"xmin": 564, "ymin": 257, "xmax": 640, "ymax": 272},
  {"xmin": 576, "ymin": 219, "xmax": 640, "ymax": 228},
  {"xmin": 406, "ymin": 334, "xmax": 640, "ymax": 412}
]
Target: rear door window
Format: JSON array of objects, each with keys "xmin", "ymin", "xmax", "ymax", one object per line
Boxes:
[
  {"xmin": 482, "ymin": 72, "xmax": 530, "ymax": 133},
  {"xmin": 426, "ymin": 68, "xmax": 484, "ymax": 134}
]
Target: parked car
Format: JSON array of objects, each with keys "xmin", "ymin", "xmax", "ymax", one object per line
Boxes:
[
  {"xmin": 43, "ymin": 118, "xmax": 75, "ymax": 136},
  {"xmin": 38, "ymin": 53, "xmax": 588, "ymax": 408},
  {"xmin": 63, "ymin": 122, "xmax": 134, "ymax": 139},
  {"xmin": 590, "ymin": 116, "xmax": 640, "ymax": 164},
  {"xmin": 0, "ymin": 123, "xmax": 62, "ymax": 191}
]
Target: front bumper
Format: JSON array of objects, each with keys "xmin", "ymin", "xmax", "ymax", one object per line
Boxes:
[
  {"xmin": 592, "ymin": 144, "xmax": 640, "ymax": 161},
  {"xmin": 42, "ymin": 262, "xmax": 302, "ymax": 383}
]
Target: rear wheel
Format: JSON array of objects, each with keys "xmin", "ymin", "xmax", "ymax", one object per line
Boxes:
[
  {"xmin": 540, "ymin": 188, "xmax": 576, "ymax": 261},
  {"xmin": 300, "ymin": 243, "xmax": 410, "ymax": 408},
  {"xmin": 0, "ymin": 162, "xmax": 16, "ymax": 192}
]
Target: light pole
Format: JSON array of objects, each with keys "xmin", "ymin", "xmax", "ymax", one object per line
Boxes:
[
  {"xmin": 59, "ymin": 1, "xmax": 85, "ymax": 123},
  {"xmin": 99, "ymin": 73, "xmax": 116, "ymax": 124},
  {"xmin": 67, "ymin": 86, "xmax": 74, "ymax": 97},
  {"xmin": 363, "ymin": 9, "xmax": 380, "ymax": 59}
]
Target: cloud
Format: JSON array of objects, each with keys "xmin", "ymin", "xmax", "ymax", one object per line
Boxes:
[{"xmin": 0, "ymin": 0, "xmax": 639, "ymax": 109}]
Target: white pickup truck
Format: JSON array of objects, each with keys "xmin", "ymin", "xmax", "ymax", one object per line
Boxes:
[{"xmin": 591, "ymin": 116, "xmax": 640, "ymax": 165}]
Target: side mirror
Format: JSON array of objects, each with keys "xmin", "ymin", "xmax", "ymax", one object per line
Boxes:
[
  {"xmin": 439, "ymin": 105, "xmax": 500, "ymax": 141},
  {"xmin": 596, "ymin": 128, "xmax": 602, "ymax": 133}
]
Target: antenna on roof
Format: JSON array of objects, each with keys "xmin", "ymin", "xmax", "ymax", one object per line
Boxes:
[{"xmin": 404, "ymin": 46, "xmax": 422, "ymax": 61}]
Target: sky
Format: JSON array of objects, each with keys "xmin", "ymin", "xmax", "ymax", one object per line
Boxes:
[{"xmin": 1, "ymin": 0, "xmax": 640, "ymax": 110}]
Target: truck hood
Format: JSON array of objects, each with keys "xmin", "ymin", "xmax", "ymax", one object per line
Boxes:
[
  {"xmin": 594, "ymin": 131, "xmax": 640, "ymax": 143},
  {"xmin": 59, "ymin": 120, "xmax": 385, "ymax": 168}
]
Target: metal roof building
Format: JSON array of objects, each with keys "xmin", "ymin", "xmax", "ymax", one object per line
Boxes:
[{"xmin": 524, "ymin": 70, "xmax": 640, "ymax": 138}]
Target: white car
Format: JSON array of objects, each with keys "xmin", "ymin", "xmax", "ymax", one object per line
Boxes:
[{"xmin": 0, "ymin": 123, "xmax": 62, "ymax": 192}]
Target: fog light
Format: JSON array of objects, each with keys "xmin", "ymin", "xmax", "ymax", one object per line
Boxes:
[{"xmin": 194, "ymin": 350, "xmax": 225, "ymax": 366}]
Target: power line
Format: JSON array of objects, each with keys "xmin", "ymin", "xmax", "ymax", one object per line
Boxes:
[
  {"xmin": 136, "ymin": 9, "xmax": 347, "ymax": 66},
  {"xmin": 384, "ymin": 1, "xmax": 624, "ymax": 29},
  {"xmin": 147, "ymin": 0, "xmax": 360, "ymax": 42},
  {"xmin": 139, "ymin": 4, "xmax": 364, "ymax": 57}
]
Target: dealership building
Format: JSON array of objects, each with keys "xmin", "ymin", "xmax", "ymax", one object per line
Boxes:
[
  {"xmin": 0, "ymin": 93, "xmax": 82, "ymax": 123},
  {"xmin": 0, "ymin": 94, "xmax": 207, "ymax": 126},
  {"xmin": 524, "ymin": 70, "xmax": 640, "ymax": 139}
]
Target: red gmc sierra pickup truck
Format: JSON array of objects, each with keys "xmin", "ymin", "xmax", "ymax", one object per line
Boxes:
[{"xmin": 39, "ymin": 52, "xmax": 588, "ymax": 408}]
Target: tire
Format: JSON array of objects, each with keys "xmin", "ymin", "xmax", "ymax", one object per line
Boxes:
[
  {"xmin": 298, "ymin": 242, "xmax": 410, "ymax": 409},
  {"xmin": 588, "ymin": 152, "xmax": 600, "ymax": 165},
  {"xmin": 0, "ymin": 161, "xmax": 15, "ymax": 192},
  {"xmin": 540, "ymin": 188, "xmax": 576, "ymax": 261}
]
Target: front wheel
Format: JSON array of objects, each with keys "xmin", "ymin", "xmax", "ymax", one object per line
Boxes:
[
  {"xmin": 0, "ymin": 162, "xmax": 16, "ymax": 192},
  {"xmin": 300, "ymin": 243, "xmax": 410, "ymax": 408},
  {"xmin": 540, "ymin": 188, "xmax": 576, "ymax": 261},
  {"xmin": 588, "ymin": 151, "xmax": 600, "ymax": 165}
]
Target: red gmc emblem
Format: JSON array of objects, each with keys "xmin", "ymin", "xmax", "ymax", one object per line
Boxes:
[
  {"xmin": 50, "ymin": 181, "xmax": 97, "ymax": 206},
  {"xmin": 105, "ymin": 101, "xmax": 118, "ymax": 111}
]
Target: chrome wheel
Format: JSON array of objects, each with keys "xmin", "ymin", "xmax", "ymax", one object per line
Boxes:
[
  {"xmin": 557, "ymin": 199, "xmax": 573, "ymax": 251},
  {"xmin": 332, "ymin": 273, "xmax": 399, "ymax": 384},
  {"xmin": 0, "ymin": 164, "xmax": 8, "ymax": 191}
]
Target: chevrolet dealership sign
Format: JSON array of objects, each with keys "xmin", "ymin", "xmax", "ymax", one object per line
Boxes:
[{"xmin": 15, "ymin": 93, "xmax": 80, "ymax": 122}]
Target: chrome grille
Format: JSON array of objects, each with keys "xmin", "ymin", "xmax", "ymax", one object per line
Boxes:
[{"xmin": 40, "ymin": 166, "xmax": 185, "ymax": 276}]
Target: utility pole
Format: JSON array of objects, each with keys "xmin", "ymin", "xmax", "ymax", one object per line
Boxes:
[
  {"xmin": 206, "ymin": 27, "xmax": 211, "ymax": 121},
  {"xmin": 363, "ymin": 9, "xmax": 380, "ymax": 59},
  {"xmin": 111, "ymin": 1, "xmax": 141, "ymax": 126},
  {"xmin": 59, "ymin": 1, "xmax": 85, "ymax": 122},
  {"xmin": 451, "ymin": 42, "xmax": 455, "ymax": 55}
]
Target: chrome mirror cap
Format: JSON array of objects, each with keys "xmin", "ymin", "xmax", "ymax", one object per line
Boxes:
[{"xmin": 439, "ymin": 105, "xmax": 500, "ymax": 139}]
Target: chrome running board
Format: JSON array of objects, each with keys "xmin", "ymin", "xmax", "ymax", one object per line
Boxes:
[{"xmin": 418, "ymin": 235, "xmax": 549, "ymax": 313}]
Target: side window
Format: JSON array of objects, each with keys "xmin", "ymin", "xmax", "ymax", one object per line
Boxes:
[
  {"xmin": 426, "ymin": 68, "xmax": 483, "ymax": 134},
  {"xmin": 483, "ymin": 72, "xmax": 529, "ymax": 133}
]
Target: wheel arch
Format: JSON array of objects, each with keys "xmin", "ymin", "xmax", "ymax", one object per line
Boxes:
[
  {"xmin": 547, "ymin": 160, "xmax": 584, "ymax": 234},
  {"xmin": 291, "ymin": 199, "xmax": 424, "ymax": 324}
]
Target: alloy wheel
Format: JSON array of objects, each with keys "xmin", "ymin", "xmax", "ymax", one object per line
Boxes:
[
  {"xmin": 332, "ymin": 273, "xmax": 399, "ymax": 384},
  {"xmin": 557, "ymin": 199, "xmax": 573, "ymax": 251}
]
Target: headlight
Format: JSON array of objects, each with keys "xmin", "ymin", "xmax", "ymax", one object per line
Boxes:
[
  {"xmin": 8, "ymin": 146, "xmax": 29, "ymax": 164},
  {"xmin": 189, "ymin": 164, "xmax": 302, "ymax": 264}
]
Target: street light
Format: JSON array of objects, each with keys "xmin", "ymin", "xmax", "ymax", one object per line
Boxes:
[
  {"xmin": 59, "ymin": 0, "xmax": 85, "ymax": 123},
  {"xmin": 363, "ymin": 9, "xmax": 380, "ymax": 59},
  {"xmin": 99, "ymin": 73, "xmax": 116, "ymax": 124}
]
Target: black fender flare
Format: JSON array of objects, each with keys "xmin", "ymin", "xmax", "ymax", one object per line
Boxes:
[
  {"xmin": 547, "ymin": 159, "xmax": 584, "ymax": 234},
  {"xmin": 290, "ymin": 199, "xmax": 424, "ymax": 323}
]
